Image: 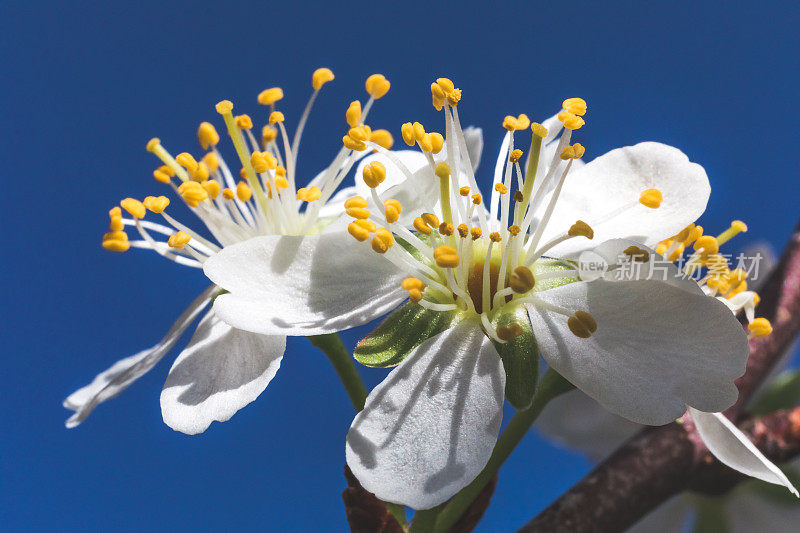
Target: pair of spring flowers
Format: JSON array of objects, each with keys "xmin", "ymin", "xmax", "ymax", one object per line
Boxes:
[{"xmin": 66, "ymin": 70, "xmax": 796, "ymax": 511}]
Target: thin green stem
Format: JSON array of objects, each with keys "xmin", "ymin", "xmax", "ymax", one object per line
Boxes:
[
  {"xmin": 409, "ymin": 507, "xmax": 440, "ymax": 533},
  {"xmin": 308, "ymin": 333, "xmax": 367, "ymax": 412},
  {"xmin": 433, "ymin": 369, "xmax": 574, "ymax": 533}
]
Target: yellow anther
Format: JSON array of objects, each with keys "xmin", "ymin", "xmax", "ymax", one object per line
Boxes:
[
  {"xmin": 558, "ymin": 111, "xmax": 585, "ymax": 130},
  {"xmin": 202, "ymin": 179, "xmax": 221, "ymax": 200},
  {"xmin": 312, "ymin": 67, "xmax": 335, "ymax": 90},
  {"xmin": 401, "ymin": 122, "xmax": 415, "ymax": 146},
  {"xmin": 215, "ymin": 100, "xmax": 233, "ymax": 115},
  {"xmin": 348, "ymin": 221, "xmax": 371, "ymax": 242},
  {"xmin": 262, "ymin": 125, "xmax": 278, "ymax": 144},
  {"xmin": 571, "ymin": 143, "xmax": 585, "ymax": 158},
  {"xmin": 101, "ymin": 231, "xmax": 129, "ymax": 252},
  {"xmin": 402, "ymin": 277, "xmax": 425, "ymax": 291},
  {"xmin": 346, "ymin": 101, "xmax": 362, "ymax": 128},
  {"xmin": 197, "ymin": 122, "xmax": 220, "ymax": 150},
  {"xmin": 176, "ymin": 181, "xmax": 207, "ymax": 207},
  {"xmin": 497, "ymin": 323, "xmax": 525, "ymax": 341},
  {"xmin": 371, "ymin": 228, "xmax": 394, "ymax": 253},
  {"xmin": 273, "ymin": 177, "xmax": 288, "ymax": 190},
  {"xmin": 489, "ymin": 232, "xmax": 502, "ymax": 243},
  {"xmin": 753, "ymin": 292, "xmax": 761, "ymax": 306},
  {"xmin": 471, "ymin": 227, "xmax": 483, "ymax": 240},
  {"xmin": 109, "ymin": 217, "xmax": 123, "ymax": 232},
  {"xmin": 143, "ymin": 195, "xmax": 170, "ymax": 213},
  {"xmin": 108, "ymin": 207, "xmax": 122, "ymax": 220},
  {"xmin": 421, "ymin": 212, "xmax": 440, "ymax": 229},
  {"xmin": 446, "ymin": 88, "xmax": 462, "ymax": 106},
  {"xmin": 120, "ymin": 198, "xmax": 146, "ymax": 219},
  {"xmin": 457, "ymin": 223, "xmax": 469, "ymax": 238},
  {"xmin": 623, "ymin": 245, "xmax": 651, "ymax": 262},
  {"xmin": 176, "ymin": 152, "xmax": 199, "ymax": 174},
  {"xmin": 429, "ymin": 132, "xmax": 444, "ymax": 154},
  {"xmin": 257, "ymin": 87, "xmax": 284, "ymax": 106},
  {"xmin": 494, "ymin": 183, "xmax": 508, "ymax": 194},
  {"xmin": 146, "ymin": 138, "xmax": 161, "ymax": 153},
  {"xmin": 433, "ymin": 245, "xmax": 460, "ymax": 268},
  {"xmin": 655, "ymin": 243, "xmax": 668, "ymax": 255},
  {"xmin": 727, "ymin": 280, "xmax": 748, "ymax": 299},
  {"xmin": 269, "ymin": 111, "xmax": 285, "ymax": 125},
  {"xmin": 471, "ymin": 193, "xmax": 482, "ymax": 205},
  {"xmin": 438, "ymin": 222, "xmax": 454, "ymax": 236},
  {"xmin": 748, "ymin": 317, "xmax": 772, "ymax": 338},
  {"xmin": 365, "ymin": 74, "xmax": 391, "ymax": 99},
  {"xmin": 153, "ymin": 169, "xmax": 171, "ymax": 184},
  {"xmin": 667, "ymin": 244, "xmax": 685, "ymax": 262},
  {"xmin": 568, "ymin": 311, "xmax": 597, "ymax": 338},
  {"xmin": 514, "ymin": 191, "xmax": 524, "ymax": 202},
  {"xmin": 345, "ymin": 196, "xmax": 368, "ymax": 209},
  {"xmin": 717, "ymin": 220, "xmax": 748, "ymax": 245},
  {"xmin": 202, "ymin": 152, "xmax": 219, "ymax": 173},
  {"xmin": 435, "ymin": 162, "xmax": 451, "ymax": 179},
  {"xmin": 355, "ymin": 219, "xmax": 377, "ymax": 233},
  {"xmin": 370, "ymin": 129, "xmax": 394, "ymax": 149},
  {"xmin": 235, "ymin": 181, "xmax": 252, "ymax": 202},
  {"xmin": 346, "ymin": 205, "xmax": 371, "ymax": 219},
  {"xmin": 568, "ymin": 220, "xmax": 594, "ymax": 239},
  {"xmin": 407, "ymin": 288, "xmax": 423, "ymax": 303},
  {"xmin": 728, "ymin": 268, "xmax": 748, "ymax": 284},
  {"xmin": 508, "ymin": 225, "xmax": 521, "ymax": 236},
  {"xmin": 251, "ymin": 151, "xmax": 269, "ymax": 173},
  {"xmin": 562, "ymin": 97, "xmax": 587, "ymax": 116},
  {"xmin": 348, "ymin": 126, "xmax": 369, "ymax": 142},
  {"xmin": 418, "ymin": 134, "xmax": 434, "ymax": 153},
  {"xmin": 167, "ymin": 230, "xmax": 191, "ymax": 249},
  {"xmin": 222, "ymin": 188, "xmax": 235, "ymax": 200},
  {"xmin": 103, "ymin": 230, "xmax": 127, "ymax": 241},
  {"xmin": 296, "ymin": 186, "xmax": 322, "ymax": 203},
  {"xmin": 436, "ymin": 77, "xmax": 455, "ymax": 93},
  {"xmin": 516, "ymin": 114, "xmax": 531, "ymax": 130},
  {"xmin": 503, "ymin": 116, "xmax": 518, "ymax": 131},
  {"xmin": 560, "ymin": 145, "xmax": 574, "ymax": 160},
  {"xmin": 412, "ymin": 122, "xmax": 426, "ymax": 142},
  {"xmin": 192, "ymin": 162, "xmax": 210, "ymax": 182},
  {"xmin": 413, "ymin": 217, "xmax": 432, "ymax": 235},
  {"xmin": 509, "ymin": 266, "xmax": 536, "ymax": 293},
  {"xmin": 459, "ymin": 186, "xmax": 471, "ymax": 196},
  {"xmin": 361, "ymin": 160, "xmax": 387, "ymax": 188},
  {"xmin": 235, "ymin": 114, "xmax": 253, "ymax": 130},
  {"xmin": 694, "ymin": 235, "xmax": 720, "ymax": 256},
  {"xmin": 343, "ymin": 134, "xmax": 367, "ymax": 151},
  {"xmin": 384, "ymin": 198, "xmax": 402, "ymax": 223},
  {"xmin": 431, "ymin": 83, "xmax": 446, "ymax": 111},
  {"xmin": 639, "ymin": 188, "xmax": 663, "ymax": 209},
  {"xmin": 509, "ymin": 149, "xmax": 523, "ymax": 163}
]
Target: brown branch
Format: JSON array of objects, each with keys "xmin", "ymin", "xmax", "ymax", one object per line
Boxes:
[{"xmin": 521, "ymin": 220, "xmax": 800, "ymax": 533}]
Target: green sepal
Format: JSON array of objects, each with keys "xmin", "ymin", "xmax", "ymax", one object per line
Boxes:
[
  {"xmin": 748, "ymin": 370, "xmax": 800, "ymax": 415},
  {"xmin": 492, "ymin": 306, "xmax": 539, "ymax": 410},
  {"xmin": 354, "ymin": 301, "xmax": 455, "ymax": 368}
]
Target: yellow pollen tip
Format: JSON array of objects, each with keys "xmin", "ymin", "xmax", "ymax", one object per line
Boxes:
[
  {"xmin": 370, "ymin": 129, "xmax": 394, "ymax": 149},
  {"xmin": 345, "ymin": 196, "xmax": 368, "ymax": 209},
  {"xmin": 343, "ymin": 135, "xmax": 367, "ymax": 151},
  {"xmin": 202, "ymin": 152, "xmax": 219, "ymax": 173},
  {"xmin": 167, "ymin": 231, "xmax": 191, "ymax": 249},
  {"xmin": 568, "ymin": 311, "xmax": 597, "ymax": 338},
  {"xmin": 639, "ymin": 188, "xmax": 663, "ymax": 209},
  {"xmin": 515, "ymin": 114, "xmax": 531, "ymax": 130},
  {"xmin": 401, "ymin": 122, "xmax": 415, "ymax": 146},
  {"xmin": 348, "ymin": 221, "xmax": 371, "ymax": 242},
  {"xmin": 694, "ymin": 235, "xmax": 720, "ymax": 256},
  {"xmin": 362, "ymin": 160, "xmax": 387, "ymax": 188},
  {"xmin": 153, "ymin": 169, "xmax": 171, "ymax": 184},
  {"xmin": 508, "ymin": 225, "xmax": 521, "ymax": 236},
  {"xmin": 215, "ymin": 100, "xmax": 233, "ymax": 115},
  {"xmin": 257, "ymin": 87, "xmax": 284, "ymax": 106},
  {"xmin": 102, "ymin": 236, "xmax": 130, "ymax": 252},
  {"xmin": 489, "ymin": 232, "xmax": 502, "ymax": 243},
  {"xmin": 509, "ymin": 266, "xmax": 536, "ymax": 293},
  {"xmin": 470, "ymin": 227, "xmax": 482, "ymax": 240},
  {"xmin": 412, "ymin": 122, "xmax": 426, "ymax": 142},
  {"xmin": 348, "ymin": 126, "xmax": 369, "ymax": 142},
  {"xmin": 120, "ymin": 198, "xmax": 146, "ymax": 219},
  {"xmin": 371, "ymin": 228, "xmax": 394, "ymax": 253},
  {"xmin": 262, "ymin": 125, "xmax": 278, "ymax": 144},
  {"xmin": 436, "ymin": 77, "xmax": 455, "ymax": 93},
  {"xmin": 748, "ymin": 317, "xmax": 772, "ymax": 338},
  {"xmin": 296, "ymin": 186, "xmax": 322, "ymax": 203},
  {"xmin": 435, "ymin": 162, "xmax": 451, "ymax": 179},
  {"xmin": 531, "ymin": 123, "xmax": 548, "ymax": 138},
  {"xmin": 494, "ymin": 183, "xmax": 508, "ymax": 194},
  {"xmin": 433, "ymin": 245, "xmax": 459, "ymax": 268},
  {"xmin": 421, "ymin": 212, "xmax": 440, "ymax": 229},
  {"xmin": 365, "ymin": 74, "xmax": 391, "ymax": 99},
  {"xmin": 235, "ymin": 114, "xmax": 253, "ymax": 130},
  {"xmin": 447, "ymin": 88, "xmax": 462, "ymax": 106},
  {"xmin": 497, "ymin": 323, "xmax": 525, "ymax": 341},
  {"xmin": 558, "ymin": 111, "xmax": 585, "ymax": 130},
  {"xmin": 457, "ymin": 223, "xmax": 469, "ymax": 238},
  {"xmin": 384, "ymin": 198, "xmax": 402, "ymax": 223},
  {"xmin": 176, "ymin": 152, "xmax": 199, "ymax": 173},
  {"xmin": 312, "ymin": 68, "xmax": 334, "ymax": 90},
  {"xmin": 429, "ymin": 132, "xmax": 444, "ymax": 154},
  {"xmin": 413, "ymin": 217, "xmax": 432, "ymax": 235},
  {"xmin": 222, "ymin": 188, "xmax": 235, "ymax": 200},
  {"xmin": 197, "ymin": 122, "xmax": 220, "ymax": 150},
  {"xmin": 562, "ymin": 97, "xmax": 587, "ymax": 116},
  {"xmin": 471, "ymin": 194, "xmax": 482, "ymax": 205},
  {"xmin": 274, "ymin": 177, "xmax": 289, "ymax": 190},
  {"xmin": 402, "ymin": 277, "xmax": 425, "ymax": 291},
  {"xmin": 236, "ymin": 181, "xmax": 252, "ymax": 202},
  {"xmin": 202, "ymin": 180, "xmax": 221, "ymax": 200},
  {"xmin": 753, "ymin": 293, "xmax": 761, "ymax": 306},
  {"xmin": 408, "ymin": 288, "xmax": 423, "ymax": 303},
  {"xmin": 346, "ymin": 101, "xmax": 362, "ymax": 128},
  {"xmin": 268, "ymin": 111, "xmax": 285, "ymax": 125},
  {"xmin": 568, "ymin": 220, "xmax": 594, "ymax": 239},
  {"xmin": 459, "ymin": 186, "xmax": 471, "ymax": 196},
  {"xmin": 502, "ymin": 116, "xmax": 518, "ymax": 131},
  {"xmin": 509, "ymin": 149, "xmax": 523, "ymax": 163},
  {"xmin": 623, "ymin": 245, "xmax": 651, "ymax": 262},
  {"xmin": 438, "ymin": 222, "xmax": 454, "ymax": 236},
  {"xmin": 146, "ymin": 137, "xmax": 161, "ymax": 152},
  {"xmin": 143, "ymin": 195, "xmax": 170, "ymax": 213}
]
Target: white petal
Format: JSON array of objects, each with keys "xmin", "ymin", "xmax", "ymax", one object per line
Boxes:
[
  {"xmin": 527, "ymin": 279, "xmax": 748, "ymax": 425},
  {"xmin": 541, "ymin": 142, "xmax": 710, "ymax": 257},
  {"xmin": 462, "ymin": 126, "xmax": 483, "ymax": 172},
  {"xmin": 63, "ymin": 286, "xmax": 217, "ymax": 428},
  {"xmin": 690, "ymin": 408, "xmax": 799, "ymax": 495},
  {"xmin": 346, "ymin": 319, "xmax": 505, "ymax": 509},
  {"xmin": 535, "ymin": 389, "xmax": 641, "ymax": 460},
  {"xmin": 160, "ymin": 310, "xmax": 285, "ymax": 435},
  {"xmin": 354, "ymin": 150, "xmax": 429, "ymax": 200},
  {"xmin": 204, "ymin": 232, "xmax": 406, "ymax": 336}
]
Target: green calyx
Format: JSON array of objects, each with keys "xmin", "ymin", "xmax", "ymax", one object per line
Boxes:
[{"xmin": 492, "ymin": 306, "xmax": 539, "ymax": 410}]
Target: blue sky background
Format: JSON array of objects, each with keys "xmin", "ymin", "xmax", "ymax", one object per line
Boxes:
[{"xmin": 2, "ymin": 1, "xmax": 799, "ymax": 531}]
